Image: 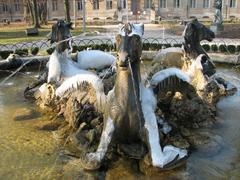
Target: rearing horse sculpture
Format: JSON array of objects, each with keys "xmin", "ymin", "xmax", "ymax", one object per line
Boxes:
[
  {"xmin": 28, "ymin": 21, "xmax": 237, "ymax": 173},
  {"xmin": 153, "ymin": 18, "xmax": 216, "ymax": 77},
  {"xmin": 75, "ymin": 23, "xmax": 188, "ymax": 170}
]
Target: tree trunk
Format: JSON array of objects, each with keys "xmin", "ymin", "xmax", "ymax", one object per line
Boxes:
[
  {"xmin": 32, "ymin": 0, "xmax": 40, "ymax": 28},
  {"xmin": 64, "ymin": 0, "xmax": 71, "ymax": 23},
  {"xmin": 26, "ymin": 0, "xmax": 34, "ymax": 25}
]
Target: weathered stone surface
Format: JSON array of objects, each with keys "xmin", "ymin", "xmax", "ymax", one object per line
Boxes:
[
  {"xmin": 117, "ymin": 143, "xmax": 147, "ymax": 160},
  {"xmin": 106, "ymin": 158, "xmax": 140, "ymax": 180},
  {"xmin": 13, "ymin": 108, "xmax": 40, "ymax": 121},
  {"xmin": 34, "ymin": 119, "xmax": 63, "ymax": 131},
  {"xmin": 187, "ymin": 131, "xmax": 222, "ymax": 156}
]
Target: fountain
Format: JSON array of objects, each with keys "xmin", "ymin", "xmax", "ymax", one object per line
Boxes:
[{"xmin": 22, "ymin": 20, "xmax": 237, "ymax": 175}]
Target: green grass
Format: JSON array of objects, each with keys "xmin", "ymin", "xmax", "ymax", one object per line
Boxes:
[{"xmin": 0, "ymin": 25, "xmax": 106, "ymax": 45}]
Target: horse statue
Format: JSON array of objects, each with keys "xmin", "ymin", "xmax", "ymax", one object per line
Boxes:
[
  {"xmin": 57, "ymin": 23, "xmax": 190, "ymax": 170},
  {"xmin": 152, "ymin": 18, "xmax": 216, "ymax": 77},
  {"xmin": 25, "ymin": 20, "xmax": 116, "ymax": 96},
  {"xmin": 27, "ymin": 21, "xmax": 237, "ymax": 174}
]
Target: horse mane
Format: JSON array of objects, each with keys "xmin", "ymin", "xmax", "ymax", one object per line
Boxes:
[{"xmin": 182, "ymin": 19, "xmax": 209, "ymax": 58}]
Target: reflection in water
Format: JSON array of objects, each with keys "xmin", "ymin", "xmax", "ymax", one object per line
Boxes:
[
  {"xmin": 0, "ymin": 73, "xmax": 60, "ymax": 179},
  {"xmin": 0, "ymin": 65, "xmax": 240, "ymax": 179}
]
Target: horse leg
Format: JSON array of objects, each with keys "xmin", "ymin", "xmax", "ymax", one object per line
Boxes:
[
  {"xmin": 141, "ymin": 88, "xmax": 187, "ymax": 168},
  {"xmin": 80, "ymin": 116, "xmax": 115, "ymax": 170},
  {"xmin": 24, "ymin": 69, "xmax": 48, "ymax": 98}
]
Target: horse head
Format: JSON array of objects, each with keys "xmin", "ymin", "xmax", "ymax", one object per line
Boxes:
[
  {"xmin": 183, "ymin": 19, "xmax": 216, "ymax": 76},
  {"xmin": 183, "ymin": 18, "xmax": 215, "ymax": 57},
  {"xmin": 115, "ymin": 23, "xmax": 144, "ymax": 69},
  {"xmin": 48, "ymin": 20, "xmax": 73, "ymax": 53}
]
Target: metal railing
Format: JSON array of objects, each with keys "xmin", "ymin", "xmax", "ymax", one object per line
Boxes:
[{"xmin": 0, "ymin": 37, "xmax": 239, "ymax": 54}]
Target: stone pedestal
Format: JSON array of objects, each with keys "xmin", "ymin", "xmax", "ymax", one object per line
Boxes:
[{"xmin": 210, "ymin": 23, "xmax": 224, "ymax": 35}]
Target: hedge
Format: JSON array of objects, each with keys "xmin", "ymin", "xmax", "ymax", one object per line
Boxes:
[
  {"xmin": 0, "ymin": 50, "xmax": 14, "ymax": 59},
  {"xmin": 227, "ymin": 45, "xmax": 236, "ymax": 54},
  {"xmin": 219, "ymin": 44, "xmax": 227, "ymax": 53},
  {"xmin": 14, "ymin": 48, "xmax": 28, "ymax": 56},
  {"xmin": 142, "ymin": 43, "xmax": 171, "ymax": 51},
  {"xmin": 202, "ymin": 44, "xmax": 210, "ymax": 52},
  {"xmin": 211, "ymin": 44, "xmax": 218, "ymax": 52},
  {"xmin": 46, "ymin": 47, "xmax": 55, "ymax": 55},
  {"xmin": 237, "ymin": 45, "xmax": 240, "ymax": 53},
  {"xmin": 30, "ymin": 47, "xmax": 39, "ymax": 55}
]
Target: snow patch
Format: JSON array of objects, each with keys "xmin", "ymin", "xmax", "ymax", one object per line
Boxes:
[
  {"xmin": 77, "ymin": 50, "xmax": 116, "ymax": 70},
  {"xmin": 186, "ymin": 54, "xmax": 204, "ymax": 77},
  {"xmin": 158, "ymin": 47, "xmax": 183, "ymax": 54},
  {"xmin": 47, "ymin": 50, "xmax": 62, "ymax": 83},
  {"xmin": 119, "ymin": 23, "xmax": 144, "ymax": 38},
  {"xmin": 55, "ymin": 72, "xmax": 106, "ymax": 109},
  {"xmin": 140, "ymin": 84, "xmax": 187, "ymax": 168},
  {"xmin": 151, "ymin": 68, "xmax": 190, "ymax": 86}
]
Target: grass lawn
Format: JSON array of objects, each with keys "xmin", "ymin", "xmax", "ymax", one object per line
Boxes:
[{"xmin": 0, "ymin": 24, "xmax": 106, "ymax": 45}]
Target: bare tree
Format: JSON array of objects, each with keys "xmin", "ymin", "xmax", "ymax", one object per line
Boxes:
[
  {"xmin": 32, "ymin": 0, "xmax": 40, "ymax": 28},
  {"xmin": 24, "ymin": 0, "xmax": 34, "ymax": 24},
  {"xmin": 64, "ymin": 0, "xmax": 71, "ymax": 23},
  {"xmin": 24, "ymin": 0, "xmax": 41, "ymax": 27},
  {"xmin": 38, "ymin": 0, "xmax": 48, "ymax": 25}
]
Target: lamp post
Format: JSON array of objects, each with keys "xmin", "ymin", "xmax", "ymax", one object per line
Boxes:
[
  {"xmin": 73, "ymin": 0, "xmax": 76, "ymax": 27},
  {"xmin": 126, "ymin": 0, "xmax": 128, "ymax": 22},
  {"xmin": 83, "ymin": 0, "xmax": 86, "ymax": 33},
  {"xmin": 225, "ymin": 0, "xmax": 229, "ymax": 19}
]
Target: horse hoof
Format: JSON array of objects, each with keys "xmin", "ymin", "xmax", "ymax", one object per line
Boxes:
[
  {"xmin": 80, "ymin": 153, "xmax": 101, "ymax": 170},
  {"xmin": 162, "ymin": 155, "xmax": 187, "ymax": 170},
  {"xmin": 139, "ymin": 154, "xmax": 187, "ymax": 174}
]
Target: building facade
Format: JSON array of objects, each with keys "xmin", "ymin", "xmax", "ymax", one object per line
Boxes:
[
  {"xmin": 0, "ymin": 0, "xmax": 239, "ymax": 23},
  {"xmin": 0, "ymin": 0, "xmax": 24, "ymax": 22}
]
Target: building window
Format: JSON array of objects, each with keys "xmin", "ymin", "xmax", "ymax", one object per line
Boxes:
[
  {"xmin": 106, "ymin": 0, "xmax": 112, "ymax": 9},
  {"xmin": 144, "ymin": 0, "xmax": 152, "ymax": 9},
  {"xmin": 160, "ymin": 0, "xmax": 166, "ymax": 8},
  {"xmin": 3, "ymin": 4, "xmax": 7, "ymax": 12},
  {"xmin": 174, "ymin": 0, "xmax": 180, "ymax": 8},
  {"xmin": 118, "ymin": 0, "xmax": 126, "ymax": 9},
  {"xmin": 0, "ymin": 0, "xmax": 8, "ymax": 13},
  {"xmin": 203, "ymin": 0, "xmax": 209, "ymax": 8},
  {"xmin": 190, "ymin": 0, "xmax": 196, "ymax": 8},
  {"xmin": 77, "ymin": 0, "xmax": 83, "ymax": 10},
  {"xmin": 230, "ymin": 0, "xmax": 236, "ymax": 7},
  {"xmin": 52, "ymin": 0, "xmax": 58, "ymax": 11},
  {"xmin": 14, "ymin": 0, "xmax": 20, "ymax": 11},
  {"xmin": 93, "ymin": 0, "xmax": 99, "ymax": 10}
]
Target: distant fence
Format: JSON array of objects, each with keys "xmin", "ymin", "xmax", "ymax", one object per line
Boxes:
[{"xmin": 0, "ymin": 37, "xmax": 240, "ymax": 56}]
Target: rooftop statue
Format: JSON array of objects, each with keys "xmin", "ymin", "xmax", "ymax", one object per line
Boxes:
[{"xmin": 213, "ymin": 0, "xmax": 223, "ymax": 25}]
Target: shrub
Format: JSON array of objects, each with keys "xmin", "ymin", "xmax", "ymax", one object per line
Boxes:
[
  {"xmin": 78, "ymin": 45, "xmax": 88, "ymax": 51},
  {"xmin": 46, "ymin": 47, "xmax": 55, "ymax": 55},
  {"xmin": 202, "ymin": 44, "xmax": 210, "ymax": 52},
  {"xmin": 30, "ymin": 47, "xmax": 39, "ymax": 55},
  {"xmin": 162, "ymin": 44, "xmax": 171, "ymax": 49},
  {"xmin": 72, "ymin": 45, "xmax": 79, "ymax": 53},
  {"xmin": 0, "ymin": 50, "xmax": 14, "ymax": 59},
  {"xmin": 227, "ymin": 45, "xmax": 236, "ymax": 54},
  {"xmin": 237, "ymin": 45, "xmax": 240, "ymax": 53},
  {"xmin": 219, "ymin": 44, "xmax": 227, "ymax": 53},
  {"xmin": 173, "ymin": 44, "xmax": 182, "ymax": 48},
  {"xmin": 143, "ymin": 43, "xmax": 151, "ymax": 50},
  {"xmin": 15, "ymin": 48, "xmax": 28, "ymax": 56},
  {"xmin": 211, "ymin": 44, "xmax": 218, "ymax": 52},
  {"xmin": 150, "ymin": 43, "xmax": 160, "ymax": 51}
]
